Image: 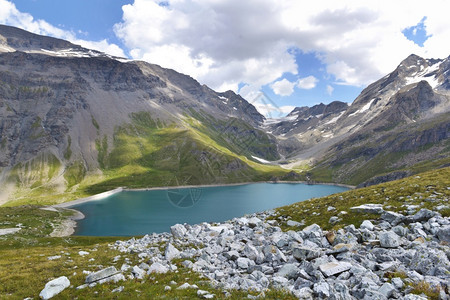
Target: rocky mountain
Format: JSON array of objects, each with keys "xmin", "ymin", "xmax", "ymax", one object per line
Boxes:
[
  {"xmin": 0, "ymin": 25, "xmax": 282, "ymax": 205},
  {"xmin": 270, "ymin": 54, "xmax": 450, "ymax": 185},
  {"xmin": 0, "ymin": 24, "xmax": 449, "ymax": 205}
]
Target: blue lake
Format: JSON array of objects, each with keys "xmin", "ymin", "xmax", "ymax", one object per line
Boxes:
[{"xmin": 71, "ymin": 183, "xmax": 349, "ymax": 236}]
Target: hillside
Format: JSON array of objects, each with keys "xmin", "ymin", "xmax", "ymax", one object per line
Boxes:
[
  {"xmin": 0, "ymin": 25, "xmax": 449, "ymax": 205},
  {"xmin": 269, "ymin": 54, "xmax": 450, "ymax": 185},
  {"xmin": 0, "ymin": 25, "xmax": 286, "ymax": 206}
]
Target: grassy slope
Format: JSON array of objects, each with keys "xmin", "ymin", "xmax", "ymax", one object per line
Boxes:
[
  {"xmin": 0, "ymin": 168, "xmax": 448, "ymax": 299},
  {"xmin": 309, "ymin": 116, "xmax": 450, "ymax": 185},
  {"xmin": 273, "ymin": 166, "xmax": 450, "ymax": 231},
  {"xmin": 4, "ymin": 112, "xmax": 291, "ymax": 207}
]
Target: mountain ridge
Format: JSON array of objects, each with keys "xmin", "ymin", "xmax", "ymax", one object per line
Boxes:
[{"xmin": 0, "ymin": 25, "xmax": 449, "ymax": 205}]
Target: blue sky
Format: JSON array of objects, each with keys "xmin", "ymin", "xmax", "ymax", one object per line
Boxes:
[{"xmin": 1, "ymin": 0, "xmax": 448, "ymax": 117}]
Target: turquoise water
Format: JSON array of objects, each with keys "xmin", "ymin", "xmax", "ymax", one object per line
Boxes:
[{"xmin": 72, "ymin": 183, "xmax": 349, "ymax": 236}]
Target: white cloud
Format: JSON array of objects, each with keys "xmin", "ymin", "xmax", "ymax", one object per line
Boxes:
[
  {"xmin": 271, "ymin": 78, "xmax": 295, "ymax": 96},
  {"xmin": 297, "ymin": 76, "xmax": 319, "ymax": 89},
  {"xmin": 0, "ymin": 0, "xmax": 126, "ymax": 57},
  {"xmin": 114, "ymin": 0, "xmax": 450, "ymax": 92},
  {"xmin": 326, "ymin": 85, "xmax": 334, "ymax": 95}
]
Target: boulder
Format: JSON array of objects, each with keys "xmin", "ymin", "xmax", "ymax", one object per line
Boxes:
[
  {"xmin": 436, "ymin": 225, "xmax": 450, "ymax": 242},
  {"xmin": 132, "ymin": 265, "xmax": 146, "ymax": 279},
  {"xmin": 165, "ymin": 243, "xmax": 181, "ymax": 261},
  {"xmin": 360, "ymin": 220, "xmax": 374, "ymax": 231},
  {"xmin": 409, "ymin": 209, "xmax": 438, "ymax": 223},
  {"xmin": 379, "ymin": 231, "xmax": 400, "ymax": 248},
  {"xmin": 293, "ymin": 246, "xmax": 321, "ymax": 261},
  {"xmin": 319, "ymin": 262, "xmax": 352, "ymax": 277},
  {"xmin": 287, "ymin": 220, "xmax": 303, "ymax": 227},
  {"xmin": 381, "ymin": 211, "xmax": 405, "ymax": 225},
  {"xmin": 276, "ymin": 263, "xmax": 299, "ymax": 279},
  {"xmin": 350, "ymin": 204, "xmax": 384, "ymax": 214},
  {"xmin": 247, "ymin": 217, "xmax": 262, "ymax": 228},
  {"xmin": 170, "ymin": 224, "xmax": 187, "ymax": 239},
  {"xmin": 379, "ymin": 282, "xmax": 395, "ymax": 298},
  {"xmin": 148, "ymin": 262, "xmax": 169, "ymax": 274},
  {"xmin": 39, "ymin": 276, "xmax": 70, "ymax": 299},
  {"xmin": 85, "ymin": 266, "xmax": 119, "ymax": 284}
]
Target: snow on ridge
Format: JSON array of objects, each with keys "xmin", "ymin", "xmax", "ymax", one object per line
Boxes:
[
  {"xmin": 405, "ymin": 61, "xmax": 442, "ymax": 89},
  {"xmin": 218, "ymin": 96, "xmax": 229, "ymax": 102},
  {"xmin": 348, "ymin": 98, "xmax": 375, "ymax": 117},
  {"xmin": 251, "ymin": 156, "xmax": 270, "ymax": 164},
  {"xmin": 323, "ymin": 111, "xmax": 345, "ymax": 125}
]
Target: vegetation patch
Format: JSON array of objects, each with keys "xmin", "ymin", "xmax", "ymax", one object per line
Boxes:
[{"xmin": 272, "ymin": 167, "xmax": 450, "ymax": 231}]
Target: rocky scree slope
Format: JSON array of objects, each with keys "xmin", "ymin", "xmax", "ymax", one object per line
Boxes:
[{"xmin": 0, "ymin": 25, "xmax": 282, "ymax": 205}]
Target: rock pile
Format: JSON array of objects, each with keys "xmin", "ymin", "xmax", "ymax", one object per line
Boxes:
[{"xmin": 111, "ymin": 207, "xmax": 450, "ymax": 299}]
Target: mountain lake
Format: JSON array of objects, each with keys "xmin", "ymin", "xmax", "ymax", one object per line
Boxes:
[{"xmin": 71, "ymin": 183, "xmax": 349, "ymax": 236}]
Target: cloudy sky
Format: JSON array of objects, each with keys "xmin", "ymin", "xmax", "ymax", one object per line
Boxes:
[{"xmin": 1, "ymin": 0, "xmax": 449, "ymax": 117}]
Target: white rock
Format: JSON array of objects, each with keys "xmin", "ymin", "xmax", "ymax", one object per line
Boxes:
[
  {"xmin": 319, "ymin": 262, "xmax": 352, "ymax": 277},
  {"xmin": 148, "ymin": 262, "xmax": 169, "ymax": 274},
  {"xmin": 170, "ymin": 224, "xmax": 187, "ymax": 239},
  {"xmin": 165, "ymin": 243, "xmax": 181, "ymax": 261},
  {"xmin": 47, "ymin": 255, "xmax": 61, "ymax": 260},
  {"xmin": 85, "ymin": 266, "xmax": 119, "ymax": 283},
  {"xmin": 39, "ymin": 276, "xmax": 70, "ymax": 299},
  {"xmin": 350, "ymin": 204, "xmax": 384, "ymax": 214},
  {"xmin": 379, "ymin": 231, "xmax": 400, "ymax": 248},
  {"xmin": 78, "ymin": 251, "xmax": 89, "ymax": 256},
  {"xmin": 360, "ymin": 220, "xmax": 374, "ymax": 231},
  {"xmin": 177, "ymin": 283, "xmax": 198, "ymax": 289}
]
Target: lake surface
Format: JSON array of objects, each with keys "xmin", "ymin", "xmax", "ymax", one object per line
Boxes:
[{"xmin": 72, "ymin": 183, "xmax": 349, "ymax": 236}]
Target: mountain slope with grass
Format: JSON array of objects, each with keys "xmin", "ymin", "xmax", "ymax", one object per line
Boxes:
[
  {"xmin": 0, "ymin": 25, "xmax": 284, "ymax": 206},
  {"xmin": 271, "ymin": 54, "xmax": 450, "ymax": 185}
]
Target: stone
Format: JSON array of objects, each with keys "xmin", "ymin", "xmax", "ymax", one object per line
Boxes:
[
  {"xmin": 276, "ymin": 263, "xmax": 299, "ymax": 279},
  {"xmin": 410, "ymin": 209, "xmax": 438, "ymax": 223},
  {"xmin": 47, "ymin": 255, "xmax": 61, "ymax": 261},
  {"xmin": 225, "ymin": 250, "xmax": 240, "ymax": 260},
  {"xmin": 164, "ymin": 286, "xmax": 171, "ymax": 291},
  {"xmin": 392, "ymin": 225, "xmax": 408, "ymax": 237},
  {"xmin": 177, "ymin": 283, "xmax": 198, "ymax": 289},
  {"xmin": 112, "ymin": 286, "xmax": 124, "ymax": 293},
  {"xmin": 96, "ymin": 273, "xmax": 125, "ymax": 284},
  {"xmin": 39, "ymin": 276, "xmax": 70, "ymax": 299},
  {"xmin": 248, "ymin": 217, "xmax": 262, "ymax": 228},
  {"xmin": 360, "ymin": 220, "xmax": 374, "ymax": 231},
  {"xmin": 197, "ymin": 289, "xmax": 215, "ymax": 299},
  {"xmin": 391, "ymin": 277, "xmax": 404, "ymax": 289},
  {"xmin": 379, "ymin": 282, "xmax": 395, "ymax": 298},
  {"xmin": 327, "ymin": 206, "xmax": 336, "ymax": 211},
  {"xmin": 0, "ymin": 228, "xmax": 21, "ymax": 236},
  {"xmin": 78, "ymin": 251, "xmax": 89, "ymax": 256},
  {"xmin": 379, "ymin": 231, "xmax": 400, "ymax": 248},
  {"xmin": 293, "ymin": 287, "xmax": 314, "ymax": 299},
  {"xmin": 132, "ymin": 265, "xmax": 146, "ymax": 279},
  {"xmin": 165, "ymin": 243, "xmax": 181, "ymax": 261},
  {"xmin": 319, "ymin": 261, "xmax": 352, "ymax": 277},
  {"xmin": 436, "ymin": 225, "xmax": 450, "ymax": 242},
  {"xmin": 313, "ymin": 281, "xmax": 330, "ymax": 298},
  {"xmin": 85, "ymin": 266, "xmax": 119, "ymax": 284},
  {"xmin": 329, "ymin": 216, "xmax": 340, "ymax": 225},
  {"xmin": 302, "ymin": 224, "xmax": 322, "ymax": 236},
  {"xmin": 293, "ymin": 246, "xmax": 321, "ymax": 261},
  {"xmin": 325, "ymin": 231, "xmax": 336, "ymax": 244},
  {"xmin": 242, "ymin": 244, "xmax": 260, "ymax": 261},
  {"xmin": 350, "ymin": 204, "xmax": 384, "ymax": 214},
  {"xmin": 403, "ymin": 294, "xmax": 428, "ymax": 300},
  {"xmin": 381, "ymin": 211, "xmax": 405, "ymax": 225},
  {"xmin": 148, "ymin": 262, "xmax": 169, "ymax": 274},
  {"xmin": 236, "ymin": 257, "xmax": 251, "ymax": 269},
  {"xmin": 286, "ymin": 220, "xmax": 302, "ymax": 227},
  {"xmin": 170, "ymin": 224, "xmax": 187, "ymax": 239}
]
